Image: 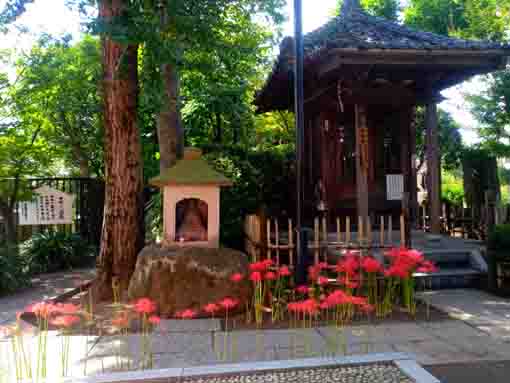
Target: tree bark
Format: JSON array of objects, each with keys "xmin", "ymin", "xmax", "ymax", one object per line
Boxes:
[
  {"xmin": 157, "ymin": 7, "xmax": 183, "ymax": 172},
  {"xmin": 95, "ymin": 0, "xmax": 144, "ymax": 301},
  {"xmin": 0, "ymin": 203, "xmax": 16, "ymax": 245},
  {"xmin": 157, "ymin": 62, "xmax": 183, "ymax": 172}
]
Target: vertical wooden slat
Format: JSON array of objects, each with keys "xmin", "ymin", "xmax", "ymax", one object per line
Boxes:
[
  {"xmin": 367, "ymin": 216, "xmax": 372, "ymax": 244},
  {"xmin": 388, "ymin": 215, "xmax": 393, "ymax": 245},
  {"xmin": 380, "ymin": 216, "xmax": 385, "ymax": 247},
  {"xmin": 400, "ymin": 214, "xmax": 406, "ymax": 247},
  {"xmin": 336, "ymin": 217, "xmax": 341, "ymax": 243},
  {"xmin": 288, "ymin": 218, "xmax": 293, "ymax": 268},
  {"xmin": 346, "ymin": 216, "xmax": 351, "ymax": 244},
  {"xmin": 314, "ymin": 217, "xmax": 319, "ymax": 265},
  {"xmin": 358, "ymin": 215, "xmax": 364, "ymax": 243},
  {"xmin": 322, "ymin": 216, "xmax": 327, "ymax": 262},
  {"xmin": 266, "ymin": 219, "xmax": 271, "ymax": 260},
  {"xmin": 275, "ymin": 219, "xmax": 280, "ymax": 266}
]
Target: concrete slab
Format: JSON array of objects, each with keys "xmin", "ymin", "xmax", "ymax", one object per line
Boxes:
[{"xmin": 156, "ymin": 318, "xmax": 221, "ymax": 333}]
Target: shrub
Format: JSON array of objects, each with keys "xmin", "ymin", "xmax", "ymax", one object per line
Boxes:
[
  {"xmin": 0, "ymin": 246, "xmax": 31, "ymax": 295},
  {"xmin": 22, "ymin": 231, "xmax": 96, "ymax": 274},
  {"xmin": 488, "ymin": 224, "xmax": 510, "ymax": 252}
]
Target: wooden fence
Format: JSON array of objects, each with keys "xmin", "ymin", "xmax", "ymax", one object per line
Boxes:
[{"xmin": 244, "ymin": 214, "xmax": 407, "ymax": 267}]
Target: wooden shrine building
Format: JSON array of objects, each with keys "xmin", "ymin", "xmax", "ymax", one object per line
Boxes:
[{"xmin": 255, "ymin": 0, "xmax": 510, "ymax": 234}]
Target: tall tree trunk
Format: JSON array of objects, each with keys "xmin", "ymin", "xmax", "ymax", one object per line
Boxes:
[
  {"xmin": 95, "ymin": 0, "xmax": 144, "ymax": 301},
  {"xmin": 0, "ymin": 204, "xmax": 16, "ymax": 245},
  {"xmin": 157, "ymin": 62, "xmax": 183, "ymax": 172},
  {"xmin": 157, "ymin": 7, "xmax": 183, "ymax": 172}
]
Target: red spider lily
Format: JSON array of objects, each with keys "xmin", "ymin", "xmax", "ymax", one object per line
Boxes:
[
  {"xmin": 111, "ymin": 313, "xmax": 130, "ymax": 329},
  {"xmin": 249, "ymin": 259, "xmax": 273, "ymax": 272},
  {"xmin": 325, "ymin": 289, "xmax": 350, "ymax": 306},
  {"xmin": 362, "ymin": 257, "xmax": 382, "ymax": 273},
  {"xmin": 26, "ymin": 302, "xmax": 58, "ymax": 319},
  {"xmin": 336, "ymin": 253, "xmax": 360, "ymax": 276},
  {"xmin": 219, "ymin": 298, "xmax": 238, "ymax": 310},
  {"xmin": 308, "ymin": 264, "xmax": 321, "ymax": 281},
  {"xmin": 278, "ymin": 265, "xmax": 292, "ymax": 277},
  {"xmin": 50, "ymin": 315, "xmax": 81, "ymax": 328},
  {"xmin": 301, "ymin": 299, "xmax": 320, "ymax": 315},
  {"xmin": 384, "ymin": 264, "xmax": 410, "ymax": 279},
  {"xmin": 264, "ymin": 271, "xmax": 277, "ymax": 281},
  {"xmin": 176, "ymin": 309, "xmax": 197, "ymax": 319},
  {"xmin": 250, "ymin": 271, "xmax": 262, "ymax": 283},
  {"xmin": 348, "ymin": 295, "xmax": 368, "ymax": 306},
  {"xmin": 416, "ymin": 260, "xmax": 438, "ymax": 273},
  {"xmin": 360, "ymin": 303, "xmax": 375, "ymax": 314},
  {"xmin": 54, "ymin": 303, "xmax": 80, "ymax": 314},
  {"xmin": 203, "ymin": 303, "xmax": 220, "ymax": 314},
  {"xmin": 230, "ymin": 273, "xmax": 244, "ymax": 283},
  {"xmin": 134, "ymin": 298, "xmax": 157, "ymax": 314},
  {"xmin": 295, "ymin": 285, "xmax": 309, "ymax": 295},
  {"xmin": 338, "ymin": 275, "xmax": 360, "ymax": 289},
  {"xmin": 319, "ymin": 300, "xmax": 331, "ymax": 310},
  {"xmin": 148, "ymin": 316, "xmax": 161, "ymax": 325},
  {"xmin": 317, "ymin": 276, "xmax": 329, "ymax": 286}
]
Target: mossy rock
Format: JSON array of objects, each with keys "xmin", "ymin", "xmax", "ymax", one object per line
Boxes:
[{"xmin": 127, "ymin": 245, "xmax": 251, "ymax": 317}]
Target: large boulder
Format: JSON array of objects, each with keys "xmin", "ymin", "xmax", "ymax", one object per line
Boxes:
[{"xmin": 127, "ymin": 245, "xmax": 252, "ymax": 317}]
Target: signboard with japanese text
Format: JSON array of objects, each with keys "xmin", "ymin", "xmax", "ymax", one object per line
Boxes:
[{"xmin": 18, "ymin": 186, "xmax": 75, "ymax": 225}]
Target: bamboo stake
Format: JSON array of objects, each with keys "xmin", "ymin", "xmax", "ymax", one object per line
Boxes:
[
  {"xmin": 358, "ymin": 216, "xmax": 364, "ymax": 243},
  {"xmin": 275, "ymin": 219, "xmax": 280, "ymax": 266},
  {"xmin": 266, "ymin": 219, "xmax": 271, "ymax": 260},
  {"xmin": 346, "ymin": 216, "xmax": 351, "ymax": 244},
  {"xmin": 314, "ymin": 217, "xmax": 320, "ymax": 265},
  {"xmin": 380, "ymin": 216, "xmax": 385, "ymax": 246},
  {"xmin": 400, "ymin": 214, "xmax": 405, "ymax": 247},
  {"xmin": 388, "ymin": 215, "xmax": 393, "ymax": 245},
  {"xmin": 288, "ymin": 218, "xmax": 294, "ymax": 268},
  {"xmin": 367, "ymin": 216, "xmax": 372, "ymax": 244},
  {"xmin": 336, "ymin": 217, "xmax": 341, "ymax": 243},
  {"xmin": 322, "ymin": 216, "xmax": 328, "ymax": 262}
]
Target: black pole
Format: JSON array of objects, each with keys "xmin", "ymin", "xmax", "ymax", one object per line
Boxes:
[{"xmin": 294, "ymin": 0, "xmax": 308, "ymax": 284}]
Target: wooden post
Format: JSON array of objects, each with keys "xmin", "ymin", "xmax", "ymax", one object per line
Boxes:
[
  {"xmin": 336, "ymin": 217, "xmax": 341, "ymax": 243},
  {"xmin": 380, "ymin": 216, "xmax": 385, "ymax": 246},
  {"xmin": 314, "ymin": 217, "xmax": 320, "ymax": 265},
  {"xmin": 426, "ymin": 100, "xmax": 441, "ymax": 234},
  {"xmin": 358, "ymin": 215, "xmax": 364, "ymax": 243},
  {"xmin": 346, "ymin": 216, "xmax": 351, "ymax": 244},
  {"xmin": 355, "ymin": 104, "xmax": 369, "ymax": 225},
  {"xmin": 288, "ymin": 218, "xmax": 294, "ymax": 268},
  {"xmin": 367, "ymin": 216, "xmax": 372, "ymax": 244},
  {"xmin": 388, "ymin": 215, "xmax": 393, "ymax": 245},
  {"xmin": 275, "ymin": 219, "xmax": 280, "ymax": 266},
  {"xmin": 266, "ymin": 219, "xmax": 271, "ymax": 260},
  {"xmin": 400, "ymin": 214, "xmax": 406, "ymax": 247}
]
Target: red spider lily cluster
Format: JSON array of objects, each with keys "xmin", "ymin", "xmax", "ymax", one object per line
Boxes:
[{"xmin": 244, "ymin": 247, "xmax": 437, "ymax": 327}]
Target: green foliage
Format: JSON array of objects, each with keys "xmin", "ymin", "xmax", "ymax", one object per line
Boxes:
[
  {"xmin": 336, "ymin": 0, "xmax": 399, "ymax": 20},
  {"xmin": 488, "ymin": 224, "xmax": 510, "ymax": 250},
  {"xmin": 204, "ymin": 145, "xmax": 295, "ymax": 249},
  {"xmin": 414, "ymin": 107, "xmax": 464, "ymax": 171},
  {"xmin": 442, "ymin": 170, "xmax": 465, "ymax": 205},
  {"xmin": 0, "ymin": 246, "xmax": 30, "ymax": 295},
  {"xmin": 21, "ymin": 232, "xmax": 96, "ymax": 274},
  {"xmin": 466, "ymin": 69, "xmax": 510, "ymax": 158},
  {"xmin": 0, "ymin": 0, "xmax": 33, "ymax": 29},
  {"xmin": 12, "ymin": 35, "xmax": 103, "ymax": 176},
  {"xmin": 404, "ymin": 0, "xmax": 469, "ymax": 36}
]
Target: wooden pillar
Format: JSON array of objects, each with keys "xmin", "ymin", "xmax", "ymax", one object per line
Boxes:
[
  {"xmin": 426, "ymin": 101, "xmax": 441, "ymax": 234},
  {"xmin": 401, "ymin": 107, "xmax": 412, "ymax": 246},
  {"xmin": 409, "ymin": 107, "xmax": 418, "ymax": 229},
  {"xmin": 355, "ymin": 104, "xmax": 369, "ymax": 222}
]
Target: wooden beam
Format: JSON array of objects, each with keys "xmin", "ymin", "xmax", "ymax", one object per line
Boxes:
[
  {"xmin": 355, "ymin": 104, "xmax": 369, "ymax": 223},
  {"xmin": 426, "ymin": 101, "xmax": 441, "ymax": 234},
  {"xmin": 409, "ymin": 107, "xmax": 418, "ymax": 229},
  {"xmin": 319, "ymin": 51, "xmax": 505, "ymax": 78}
]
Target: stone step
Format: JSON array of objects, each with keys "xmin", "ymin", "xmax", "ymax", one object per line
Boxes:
[{"xmin": 414, "ymin": 268, "xmax": 485, "ymax": 290}]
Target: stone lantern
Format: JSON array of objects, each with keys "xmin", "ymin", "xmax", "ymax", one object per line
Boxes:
[{"xmin": 150, "ymin": 148, "xmax": 232, "ymax": 248}]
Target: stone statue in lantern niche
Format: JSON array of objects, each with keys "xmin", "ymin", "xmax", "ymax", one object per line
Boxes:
[
  {"xmin": 150, "ymin": 147, "xmax": 232, "ymax": 248},
  {"xmin": 176, "ymin": 198, "xmax": 208, "ymax": 242}
]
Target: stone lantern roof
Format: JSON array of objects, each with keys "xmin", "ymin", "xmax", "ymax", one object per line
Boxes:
[{"xmin": 150, "ymin": 148, "xmax": 232, "ymax": 187}]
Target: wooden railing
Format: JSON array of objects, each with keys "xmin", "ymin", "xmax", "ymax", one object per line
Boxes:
[{"xmin": 244, "ymin": 214, "xmax": 407, "ymax": 266}]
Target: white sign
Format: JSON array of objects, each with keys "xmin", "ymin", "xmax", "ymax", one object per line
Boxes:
[
  {"xmin": 18, "ymin": 186, "xmax": 75, "ymax": 225},
  {"xmin": 386, "ymin": 174, "xmax": 404, "ymax": 201}
]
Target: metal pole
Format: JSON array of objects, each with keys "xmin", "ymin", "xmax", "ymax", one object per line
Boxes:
[{"xmin": 294, "ymin": 0, "xmax": 307, "ymax": 284}]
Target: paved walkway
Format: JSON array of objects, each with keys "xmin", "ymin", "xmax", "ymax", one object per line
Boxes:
[
  {"xmin": 0, "ymin": 268, "xmax": 95, "ymax": 325},
  {"xmin": 1, "ymin": 276, "xmax": 510, "ymax": 381}
]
